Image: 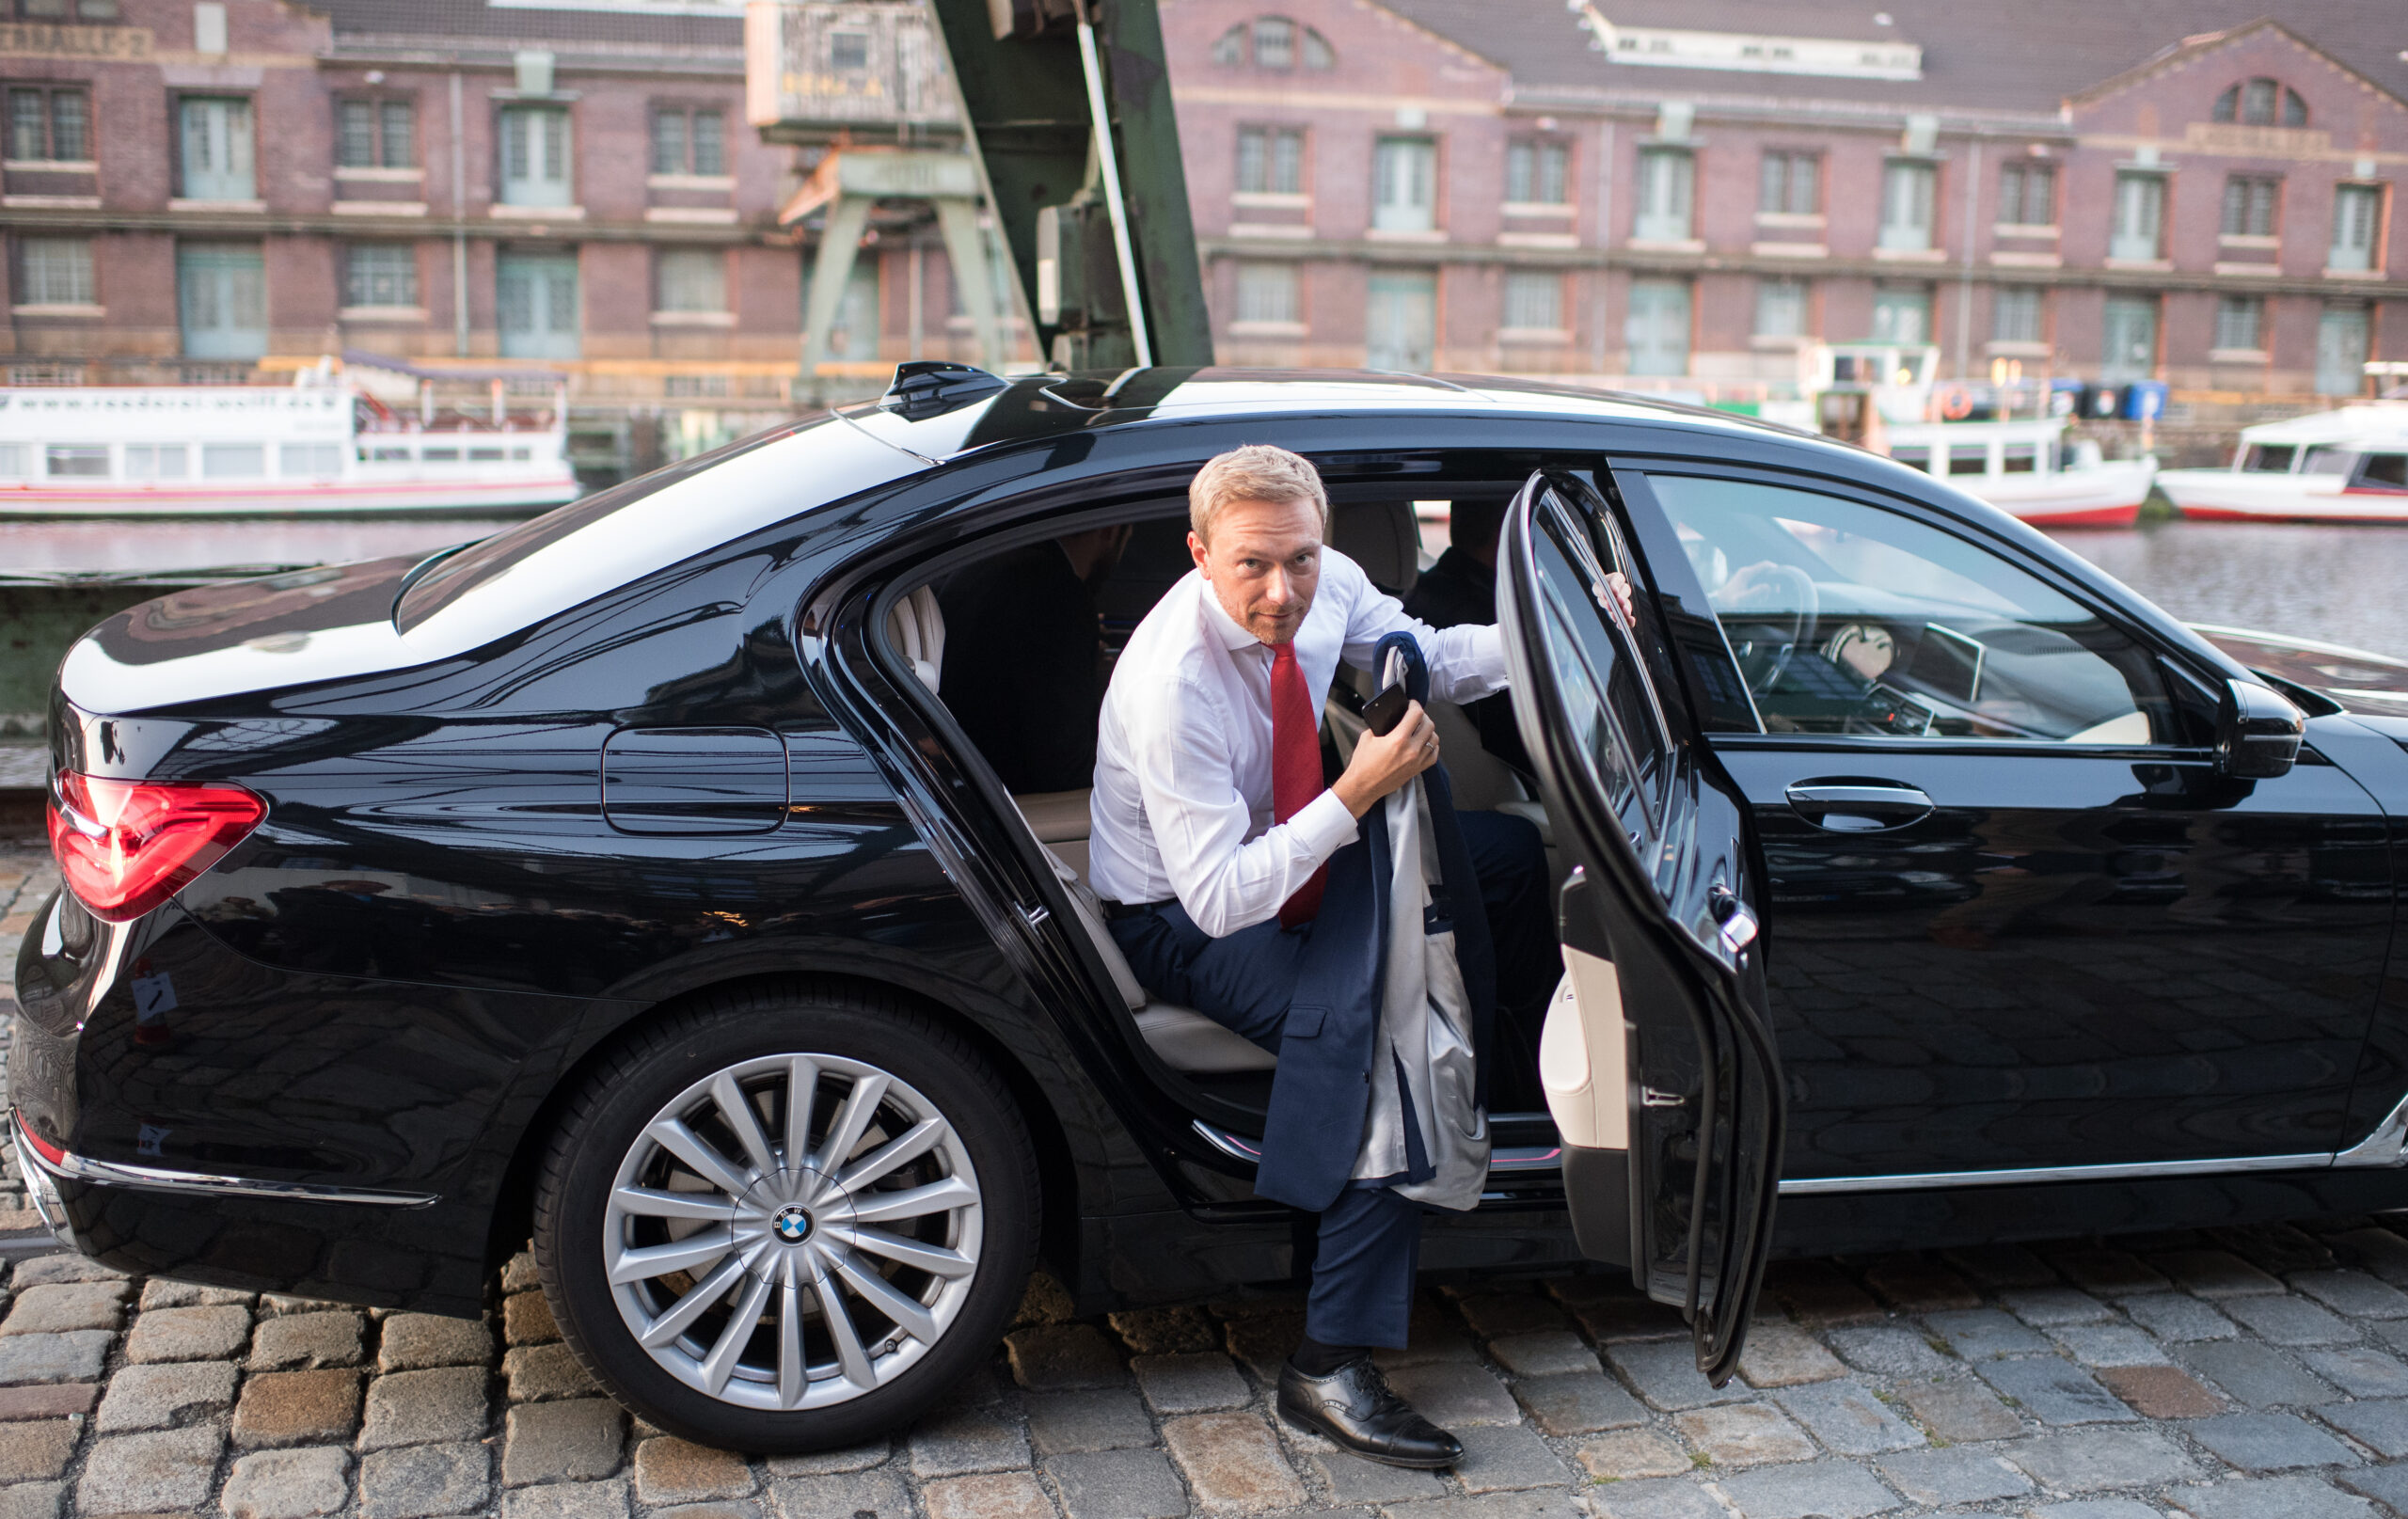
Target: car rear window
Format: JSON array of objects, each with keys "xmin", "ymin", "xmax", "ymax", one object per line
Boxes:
[{"xmin": 395, "ymin": 411, "xmax": 927, "ymax": 642}]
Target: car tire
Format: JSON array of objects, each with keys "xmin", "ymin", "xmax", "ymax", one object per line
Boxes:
[{"xmin": 532, "ymin": 982, "xmax": 1038, "ymax": 1452}]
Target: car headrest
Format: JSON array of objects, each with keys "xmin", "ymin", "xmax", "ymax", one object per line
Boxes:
[
  {"xmin": 1329, "ymin": 499, "xmax": 1419, "ymax": 597},
  {"xmin": 889, "ymin": 586, "xmax": 944, "ymax": 692}
]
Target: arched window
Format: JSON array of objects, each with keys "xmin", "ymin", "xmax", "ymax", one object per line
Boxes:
[
  {"xmin": 1212, "ymin": 16, "xmax": 1335, "ymax": 69},
  {"xmin": 2213, "ymin": 77, "xmax": 2307, "ymax": 127}
]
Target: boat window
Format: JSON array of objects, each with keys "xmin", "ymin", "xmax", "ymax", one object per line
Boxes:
[
  {"xmin": 468, "ymin": 446, "xmax": 505, "ymax": 462},
  {"xmin": 0, "ymin": 446, "xmax": 24, "ymax": 477},
  {"xmin": 366, "ymin": 445, "xmax": 411, "ymax": 463},
  {"xmin": 44, "ymin": 445, "xmax": 109, "ymax": 478},
  {"xmin": 201, "ymin": 443, "xmax": 264, "ymax": 479},
  {"xmin": 2002, "ymin": 443, "xmax": 2038, "ymax": 474},
  {"xmin": 1948, "ymin": 444, "xmax": 1988, "ymax": 477},
  {"xmin": 127, "ymin": 445, "xmax": 188, "ymax": 480},
  {"xmin": 2303, "ymin": 446, "xmax": 2355, "ymax": 475},
  {"xmin": 2242, "ymin": 443, "xmax": 2296, "ymax": 472},
  {"xmin": 422, "ymin": 447, "xmax": 459, "ymax": 462},
  {"xmin": 279, "ymin": 443, "xmax": 341, "ymax": 477},
  {"xmin": 1890, "ymin": 446, "xmax": 1930, "ymax": 472},
  {"xmin": 2358, "ymin": 453, "xmax": 2408, "ymax": 490},
  {"xmin": 1649, "ymin": 473, "xmax": 2171, "ymax": 744},
  {"xmin": 510, "ymin": 447, "xmax": 531, "ymax": 461},
  {"xmin": 395, "ymin": 409, "xmax": 926, "ymax": 642}
]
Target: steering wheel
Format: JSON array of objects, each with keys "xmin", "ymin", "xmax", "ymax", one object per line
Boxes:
[{"xmin": 1721, "ymin": 564, "xmax": 1819, "ymax": 694}]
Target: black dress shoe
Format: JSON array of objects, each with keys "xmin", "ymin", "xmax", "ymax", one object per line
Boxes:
[{"xmin": 1276, "ymin": 1355, "xmax": 1465, "ymax": 1468}]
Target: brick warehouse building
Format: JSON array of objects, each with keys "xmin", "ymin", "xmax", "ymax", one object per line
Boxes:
[
  {"xmin": 0, "ymin": 0, "xmax": 1013, "ymax": 475},
  {"xmin": 1170, "ymin": 0, "xmax": 2408, "ymax": 403},
  {"xmin": 0, "ymin": 0, "xmax": 2403, "ymax": 476}
]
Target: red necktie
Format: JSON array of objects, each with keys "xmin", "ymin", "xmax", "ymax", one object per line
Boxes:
[{"xmin": 1269, "ymin": 641, "xmax": 1326, "ymax": 927}]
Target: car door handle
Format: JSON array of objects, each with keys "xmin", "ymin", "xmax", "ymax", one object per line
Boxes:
[{"xmin": 1784, "ymin": 781, "xmax": 1935, "ymax": 833}]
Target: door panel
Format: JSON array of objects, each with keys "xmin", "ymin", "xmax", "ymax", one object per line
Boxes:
[
  {"xmin": 1634, "ymin": 467, "xmax": 2394, "ymax": 1181},
  {"xmin": 1721, "ymin": 743, "xmax": 2391, "ymax": 1178},
  {"xmin": 1498, "ymin": 468, "xmax": 1781, "ymax": 1383}
]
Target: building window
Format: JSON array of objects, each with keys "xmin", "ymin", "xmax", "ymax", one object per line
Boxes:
[
  {"xmin": 178, "ymin": 96, "xmax": 255, "ymax": 201},
  {"xmin": 2221, "ymin": 175, "xmax": 2279, "ymax": 238},
  {"xmin": 1236, "ymin": 127, "xmax": 1303, "ymax": 195},
  {"xmin": 7, "ymin": 85, "xmax": 87, "ymax": 163},
  {"xmin": 16, "ymin": 236, "xmax": 92, "ymax": 306},
  {"xmin": 1998, "ymin": 162, "xmax": 2055, "ymax": 227},
  {"xmin": 1213, "ymin": 16, "xmax": 1333, "ymax": 70},
  {"xmin": 336, "ymin": 99, "xmax": 414, "ymax": 169},
  {"xmin": 651, "ymin": 105, "xmax": 724, "ymax": 177},
  {"xmin": 8, "ymin": 0, "xmax": 116, "ymax": 16},
  {"xmin": 2214, "ymin": 77, "xmax": 2307, "ymax": 128},
  {"xmin": 1233, "ymin": 261, "xmax": 1299, "ymax": 325},
  {"xmin": 1507, "ymin": 140, "xmax": 1569, "ymax": 205},
  {"xmin": 1371, "ymin": 136, "xmax": 1435, "ymax": 233},
  {"xmin": 1759, "ymin": 151, "xmax": 1818, "ymax": 215},
  {"xmin": 2330, "ymin": 184, "xmax": 2382, "ymax": 273},
  {"xmin": 499, "ymin": 105, "xmax": 572, "ymax": 207},
  {"xmin": 829, "ymin": 32, "xmax": 868, "ymax": 71},
  {"xmin": 343, "ymin": 245, "xmax": 417, "ymax": 309},
  {"xmin": 1753, "ymin": 277, "xmax": 1805, "ymax": 339},
  {"xmin": 1870, "ymin": 286, "xmax": 1930, "ymax": 346},
  {"xmin": 1878, "ymin": 161, "xmax": 1935, "ymax": 251},
  {"xmin": 1992, "ymin": 286, "xmax": 2041, "ymax": 345},
  {"xmin": 2110, "ymin": 172, "xmax": 2165, "ymax": 261},
  {"xmin": 656, "ymin": 248, "xmax": 726, "ymax": 313},
  {"xmin": 2214, "ymin": 295, "xmax": 2264, "ymax": 353},
  {"xmin": 1634, "ymin": 149, "xmax": 1694, "ymax": 242},
  {"xmin": 2101, "ymin": 294, "xmax": 2157, "ymax": 382},
  {"xmin": 1502, "ymin": 270, "xmax": 1561, "ymax": 331}
]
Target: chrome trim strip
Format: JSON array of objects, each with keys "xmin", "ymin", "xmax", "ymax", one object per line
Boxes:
[
  {"xmin": 11, "ymin": 1113, "xmax": 438, "ymax": 1210},
  {"xmin": 1190, "ymin": 1121, "xmax": 1562, "ymax": 1178},
  {"xmin": 1779, "ymin": 1151, "xmax": 2331, "ymax": 1195},
  {"xmin": 2333, "ymin": 1087, "xmax": 2408, "ymax": 1168}
]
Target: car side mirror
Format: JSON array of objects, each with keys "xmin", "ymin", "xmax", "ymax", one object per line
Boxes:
[{"xmin": 2215, "ymin": 679, "xmax": 2305, "ymax": 779}]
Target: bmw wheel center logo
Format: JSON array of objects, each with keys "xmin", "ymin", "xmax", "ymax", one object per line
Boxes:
[{"xmin": 772, "ymin": 1205, "xmax": 813, "ymax": 1243}]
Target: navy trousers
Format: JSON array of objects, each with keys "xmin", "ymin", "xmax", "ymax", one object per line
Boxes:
[{"xmin": 1111, "ymin": 808, "xmax": 1553, "ymax": 1348}]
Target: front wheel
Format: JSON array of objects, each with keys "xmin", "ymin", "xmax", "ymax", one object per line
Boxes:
[{"xmin": 532, "ymin": 986, "xmax": 1038, "ymax": 1452}]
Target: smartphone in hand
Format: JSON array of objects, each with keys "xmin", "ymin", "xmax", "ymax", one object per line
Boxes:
[{"xmin": 1363, "ymin": 681, "xmax": 1409, "ymax": 736}]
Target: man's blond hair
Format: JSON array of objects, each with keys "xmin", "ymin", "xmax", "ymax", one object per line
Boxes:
[{"xmin": 1189, "ymin": 444, "xmax": 1328, "ymax": 545}]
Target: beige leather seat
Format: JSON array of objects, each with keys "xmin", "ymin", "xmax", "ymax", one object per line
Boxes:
[{"xmin": 1017, "ymin": 792, "xmax": 1276, "ymax": 1075}]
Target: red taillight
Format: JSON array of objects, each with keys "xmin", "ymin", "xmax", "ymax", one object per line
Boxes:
[{"xmin": 47, "ymin": 771, "xmax": 264, "ymax": 923}]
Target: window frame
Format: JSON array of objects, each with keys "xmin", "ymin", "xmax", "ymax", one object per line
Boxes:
[
  {"xmin": 1989, "ymin": 285, "xmax": 2043, "ymax": 346},
  {"xmin": 2220, "ymin": 174, "xmax": 2280, "ymax": 240},
  {"xmin": 1370, "ymin": 134, "xmax": 1437, "ymax": 233},
  {"xmin": 2213, "ymin": 293, "xmax": 2266, "ymax": 356},
  {"xmin": 1633, "ymin": 146, "xmax": 1696, "ymax": 244},
  {"xmin": 653, "ymin": 245, "xmax": 730, "ymax": 318},
  {"xmin": 1757, "ymin": 150, "xmax": 1820, "ymax": 218},
  {"xmin": 648, "ymin": 101, "xmax": 728, "ymax": 181},
  {"xmin": 333, "ymin": 95, "xmax": 416, "ymax": 172},
  {"xmin": 496, "ymin": 103, "xmax": 575, "ymax": 209},
  {"xmin": 1629, "ymin": 461, "xmax": 2195, "ymax": 754},
  {"xmin": 2108, "ymin": 169, "xmax": 2168, "ymax": 262},
  {"xmin": 1230, "ymin": 259, "xmax": 1302, "ymax": 330},
  {"xmin": 2328, "ymin": 182, "xmax": 2384, "ymax": 274},
  {"xmin": 341, "ymin": 243, "xmax": 419, "ymax": 311},
  {"xmin": 1877, "ymin": 158, "xmax": 1937, "ymax": 252},
  {"xmin": 1997, "ymin": 161, "xmax": 2056, "ymax": 229},
  {"xmin": 6, "ymin": 82, "xmax": 90, "ymax": 165},
  {"xmin": 1500, "ymin": 268, "xmax": 1565, "ymax": 335},
  {"xmin": 1234, "ymin": 124, "xmax": 1305, "ymax": 198},
  {"xmin": 174, "ymin": 92, "xmax": 257, "ymax": 203},
  {"xmin": 1506, "ymin": 136, "xmax": 1572, "ymax": 207},
  {"xmin": 14, "ymin": 233, "xmax": 95, "ymax": 309}
]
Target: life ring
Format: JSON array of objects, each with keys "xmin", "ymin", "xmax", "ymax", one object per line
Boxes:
[{"xmin": 1937, "ymin": 386, "xmax": 1974, "ymax": 420}]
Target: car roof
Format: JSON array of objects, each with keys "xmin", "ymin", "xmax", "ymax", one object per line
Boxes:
[{"xmin": 837, "ymin": 365, "xmax": 1845, "ymax": 466}]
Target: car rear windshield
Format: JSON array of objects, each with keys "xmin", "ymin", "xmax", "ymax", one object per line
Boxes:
[{"xmin": 394, "ymin": 412, "xmax": 927, "ymax": 642}]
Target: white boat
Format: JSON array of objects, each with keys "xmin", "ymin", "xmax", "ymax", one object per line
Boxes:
[
  {"xmin": 2157, "ymin": 402, "xmax": 2408, "ymax": 523},
  {"xmin": 1879, "ymin": 417, "xmax": 2158, "ymax": 528},
  {"xmin": 0, "ymin": 377, "xmax": 579, "ymax": 516}
]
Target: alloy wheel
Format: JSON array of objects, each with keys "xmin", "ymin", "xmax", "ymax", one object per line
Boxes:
[{"xmin": 603, "ymin": 1052, "xmax": 984, "ymax": 1411}]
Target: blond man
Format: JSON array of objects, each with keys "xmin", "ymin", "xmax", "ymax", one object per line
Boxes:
[{"xmin": 1089, "ymin": 444, "xmax": 1550, "ymax": 1467}]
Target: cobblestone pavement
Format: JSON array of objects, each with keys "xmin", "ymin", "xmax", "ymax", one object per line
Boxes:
[{"xmin": 11, "ymin": 841, "xmax": 2408, "ymax": 1517}]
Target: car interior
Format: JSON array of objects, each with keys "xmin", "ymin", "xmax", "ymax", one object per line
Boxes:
[{"xmin": 876, "ymin": 480, "xmax": 1567, "ymax": 1125}]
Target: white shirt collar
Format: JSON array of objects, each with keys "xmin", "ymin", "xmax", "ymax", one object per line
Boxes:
[{"xmin": 1196, "ymin": 574, "xmax": 1269, "ymax": 655}]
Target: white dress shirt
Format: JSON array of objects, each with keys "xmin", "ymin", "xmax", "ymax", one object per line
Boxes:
[{"xmin": 1088, "ymin": 548, "xmax": 1509, "ymax": 939}]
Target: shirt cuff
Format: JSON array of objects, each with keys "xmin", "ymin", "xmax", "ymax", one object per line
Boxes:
[
  {"xmin": 1292, "ymin": 788, "xmax": 1360, "ymax": 864},
  {"xmin": 1470, "ymin": 623, "xmax": 1508, "ymax": 684}
]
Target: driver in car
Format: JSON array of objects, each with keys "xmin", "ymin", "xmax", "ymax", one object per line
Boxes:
[{"xmin": 1088, "ymin": 444, "xmax": 1554, "ymax": 1468}]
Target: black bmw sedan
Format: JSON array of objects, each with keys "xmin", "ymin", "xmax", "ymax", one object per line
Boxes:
[{"xmin": 12, "ymin": 366, "xmax": 2408, "ymax": 1448}]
